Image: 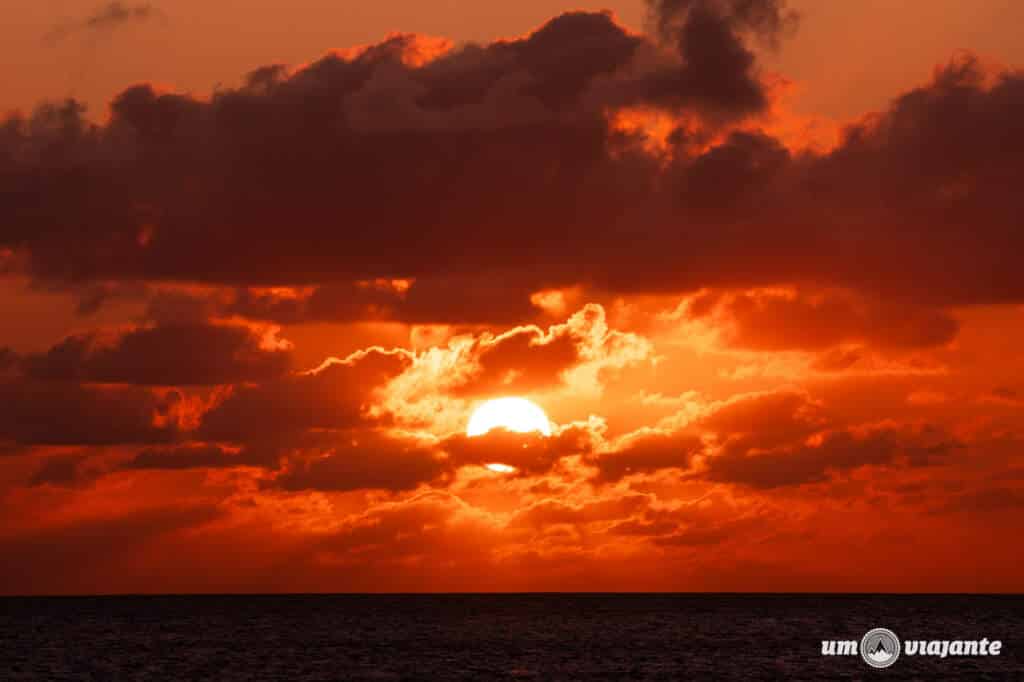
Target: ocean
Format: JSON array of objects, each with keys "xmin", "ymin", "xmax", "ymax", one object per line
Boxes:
[{"xmin": 2, "ymin": 594, "xmax": 1022, "ymax": 680}]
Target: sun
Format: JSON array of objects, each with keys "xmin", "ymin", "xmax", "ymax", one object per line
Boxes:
[{"xmin": 466, "ymin": 397, "xmax": 552, "ymax": 438}]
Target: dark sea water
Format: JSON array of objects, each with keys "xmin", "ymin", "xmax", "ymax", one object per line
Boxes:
[{"xmin": 2, "ymin": 594, "xmax": 1022, "ymax": 680}]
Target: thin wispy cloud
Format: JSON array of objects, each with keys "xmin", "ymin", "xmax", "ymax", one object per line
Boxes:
[
  {"xmin": 45, "ymin": 2, "xmax": 163, "ymax": 43},
  {"xmin": 87, "ymin": 2, "xmax": 159, "ymax": 29}
]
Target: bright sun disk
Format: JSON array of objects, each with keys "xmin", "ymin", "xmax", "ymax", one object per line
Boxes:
[
  {"xmin": 466, "ymin": 397, "xmax": 552, "ymax": 438},
  {"xmin": 485, "ymin": 463, "xmax": 517, "ymax": 473}
]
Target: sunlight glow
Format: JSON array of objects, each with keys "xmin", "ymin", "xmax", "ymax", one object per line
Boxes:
[
  {"xmin": 485, "ymin": 463, "xmax": 517, "ymax": 473},
  {"xmin": 466, "ymin": 397, "xmax": 552, "ymax": 438}
]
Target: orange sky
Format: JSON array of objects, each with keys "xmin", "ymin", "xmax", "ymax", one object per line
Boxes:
[{"xmin": 1, "ymin": 1, "xmax": 1023, "ymax": 594}]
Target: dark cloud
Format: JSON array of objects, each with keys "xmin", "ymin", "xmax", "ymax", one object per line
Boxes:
[
  {"xmin": 198, "ymin": 348, "xmax": 411, "ymax": 443},
  {"xmin": 934, "ymin": 487, "xmax": 1024, "ymax": 515},
  {"xmin": 438, "ymin": 12, "xmax": 642, "ymax": 113},
  {"xmin": 0, "ymin": 379, "xmax": 185, "ymax": 446},
  {"xmin": 703, "ymin": 422, "xmax": 961, "ymax": 489},
  {"xmin": 45, "ymin": 2, "xmax": 161, "ymax": 43},
  {"xmin": 0, "ymin": 325, "xmax": 292, "ymax": 449},
  {"xmin": 153, "ymin": 414, "xmax": 599, "ymax": 494},
  {"xmin": 699, "ymin": 390, "xmax": 825, "ymax": 449},
  {"xmin": 590, "ymin": 430, "xmax": 703, "ymax": 481},
  {"xmin": 4, "ymin": 9, "xmax": 784, "ymax": 301},
  {"xmin": 705, "ymin": 427, "xmax": 895, "ymax": 488},
  {"xmin": 509, "ymin": 494, "xmax": 650, "ymax": 530},
  {"xmin": 262, "ymin": 424, "xmax": 594, "ymax": 493},
  {"xmin": 444, "ymin": 425, "xmax": 589, "ymax": 476},
  {"xmin": 684, "ymin": 288, "xmax": 959, "ymax": 352},
  {"xmin": 0, "ymin": 347, "xmax": 17, "ymax": 373},
  {"xmin": 584, "ymin": 390, "xmax": 963, "ymax": 489},
  {"xmin": 2, "ymin": 25, "xmax": 1021, "ymax": 321},
  {"xmin": 144, "ymin": 275, "xmax": 547, "ymax": 326},
  {"xmin": 22, "ymin": 323, "xmax": 292, "ymax": 385},
  {"xmin": 86, "ymin": 2, "xmax": 159, "ymax": 30},
  {"xmin": 640, "ymin": 0, "xmax": 797, "ymax": 117},
  {"xmin": 587, "ymin": 391, "xmax": 821, "ymax": 484},
  {"xmin": 268, "ymin": 431, "xmax": 448, "ymax": 493},
  {"xmin": 648, "ymin": 0, "xmax": 797, "ymax": 46},
  {"xmin": 452, "ymin": 324, "xmax": 581, "ymax": 397},
  {"xmin": 687, "ymin": 390, "xmax": 961, "ymax": 487},
  {"xmin": 29, "ymin": 454, "xmax": 95, "ymax": 487},
  {"xmin": 126, "ymin": 443, "xmax": 279, "ymax": 471}
]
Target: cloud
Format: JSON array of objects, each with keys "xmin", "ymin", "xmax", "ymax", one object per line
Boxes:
[
  {"xmin": 679, "ymin": 288, "xmax": 960, "ymax": 352},
  {"xmin": 590, "ymin": 428, "xmax": 703, "ymax": 481},
  {"xmin": 198, "ymin": 347, "xmax": 412, "ymax": 443},
  {"xmin": 85, "ymin": 2, "xmax": 159, "ymax": 30},
  {"xmin": 641, "ymin": 0, "xmax": 798, "ymax": 117},
  {"xmin": 0, "ymin": 380, "xmax": 186, "ymax": 446},
  {"xmin": 125, "ymin": 443, "xmax": 278, "ymax": 471},
  {"xmin": 3, "ymin": 48, "xmax": 1021, "ymax": 330},
  {"xmin": 7, "ymin": 9, "xmax": 786, "ymax": 299},
  {"xmin": 449, "ymin": 323, "xmax": 581, "ymax": 397},
  {"xmin": 704, "ymin": 425, "xmax": 921, "ymax": 488},
  {"xmin": 268, "ymin": 431, "xmax": 448, "ymax": 493},
  {"xmin": 22, "ymin": 322, "xmax": 292, "ymax": 385},
  {"xmin": 0, "ymin": 305, "xmax": 645, "ymax": 494},
  {"xmin": 0, "ymin": 347, "xmax": 17, "ymax": 373},
  {"xmin": 379, "ymin": 304, "xmax": 651, "ymax": 431},
  {"xmin": 695, "ymin": 392, "xmax": 962, "ymax": 488},
  {"xmin": 46, "ymin": 2, "xmax": 162, "ymax": 43},
  {"xmin": 251, "ymin": 418, "xmax": 596, "ymax": 494},
  {"xmin": 0, "ymin": 504, "xmax": 222, "ymax": 594},
  {"xmin": 647, "ymin": 0, "xmax": 798, "ymax": 47},
  {"xmin": 450, "ymin": 304, "xmax": 652, "ymax": 397},
  {"xmin": 587, "ymin": 389, "xmax": 963, "ymax": 489},
  {"xmin": 509, "ymin": 493, "xmax": 651, "ymax": 530},
  {"xmin": 698, "ymin": 389, "xmax": 826, "ymax": 444},
  {"xmin": 443, "ymin": 424, "xmax": 591, "ymax": 476},
  {"xmin": 585, "ymin": 389, "xmax": 819, "ymax": 483},
  {"xmin": 935, "ymin": 487, "xmax": 1024, "ymax": 515},
  {"xmin": 314, "ymin": 491, "xmax": 502, "ymax": 574},
  {"xmin": 143, "ymin": 276, "xmax": 546, "ymax": 327},
  {"xmin": 29, "ymin": 453, "xmax": 97, "ymax": 487}
]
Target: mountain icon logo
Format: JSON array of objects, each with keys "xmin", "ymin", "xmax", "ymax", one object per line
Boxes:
[{"xmin": 861, "ymin": 628, "xmax": 901, "ymax": 668}]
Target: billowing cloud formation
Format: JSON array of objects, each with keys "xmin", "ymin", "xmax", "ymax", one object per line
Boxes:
[
  {"xmin": 2, "ymin": 3, "xmax": 1023, "ymax": 594},
  {"xmin": 4, "ymin": 42, "xmax": 1024, "ymax": 319},
  {"xmin": 22, "ymin": 322, "xmax": 292, "ymax": 385},
  {"xmin": 8, "ymin": 3, "xmax": 793, "ymax": 297}
]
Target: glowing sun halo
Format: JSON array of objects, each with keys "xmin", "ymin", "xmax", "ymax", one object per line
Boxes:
[{"xmin": 466, "ymin": 397, "xmax": 552, "ymax": 438}]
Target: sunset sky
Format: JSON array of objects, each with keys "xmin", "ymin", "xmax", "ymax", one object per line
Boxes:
[{"xmin": 2, "ymin": 0, "xmax": 1023, "ymax": 594}]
